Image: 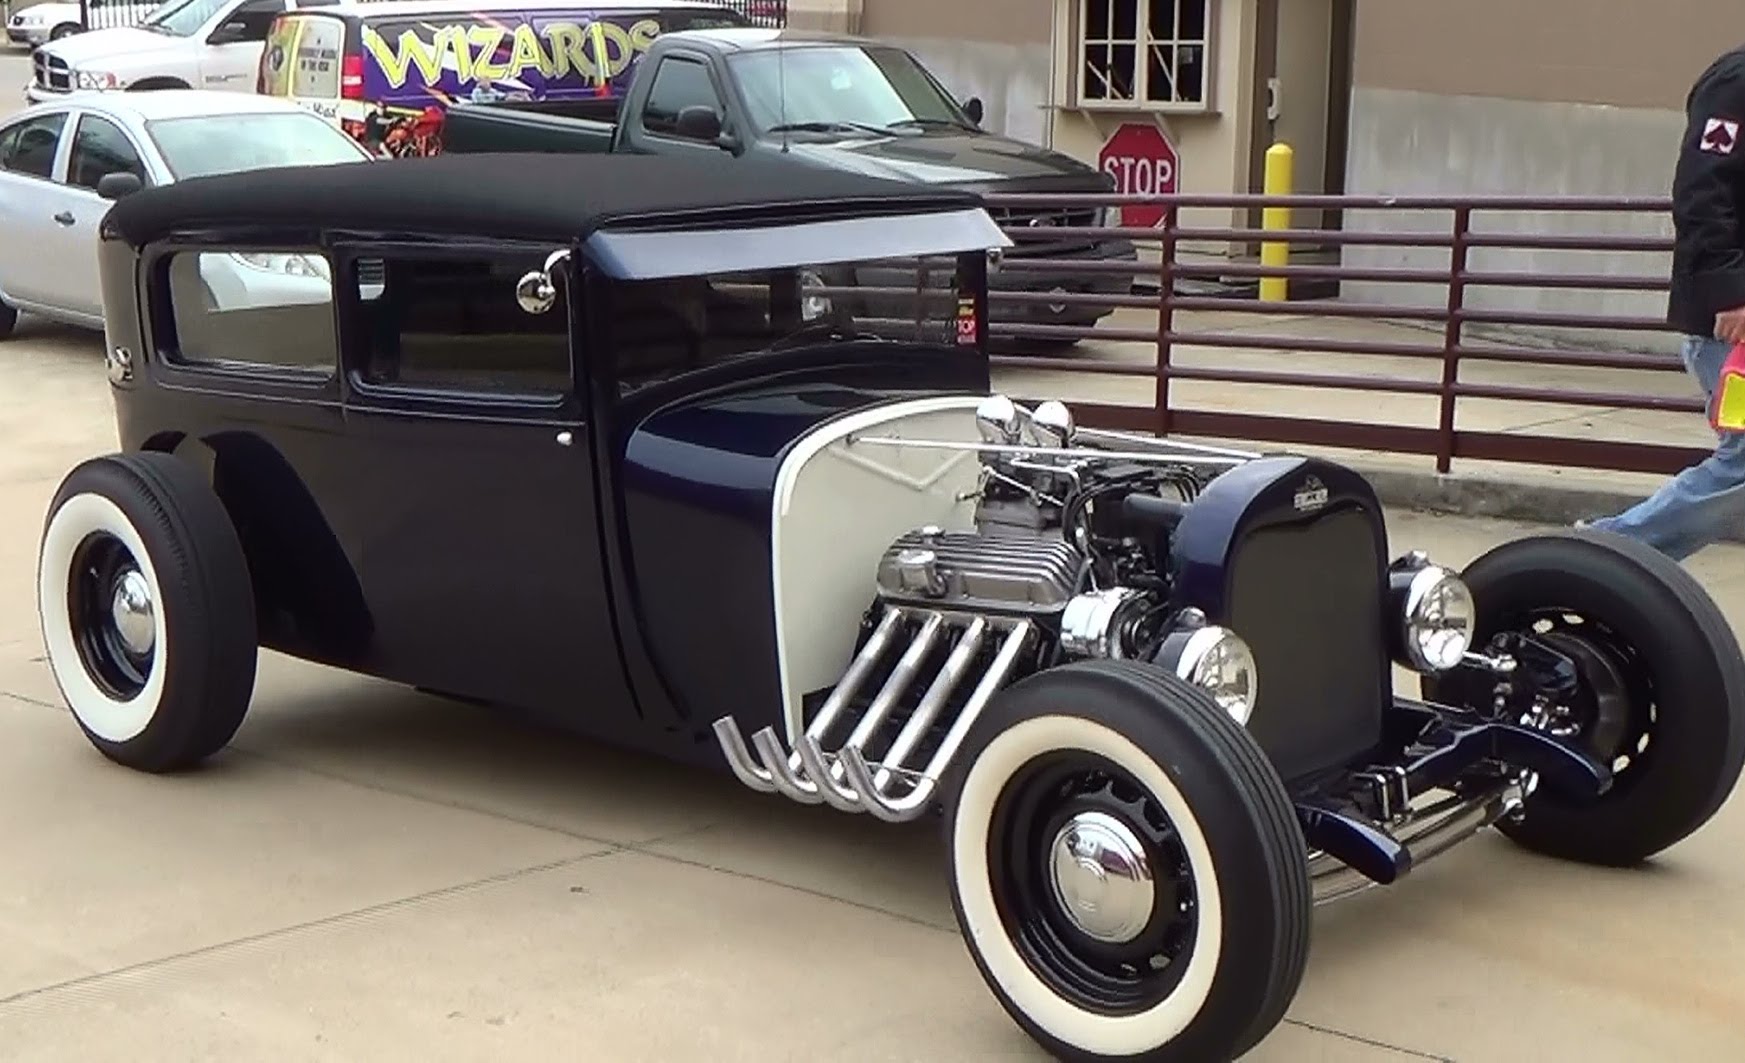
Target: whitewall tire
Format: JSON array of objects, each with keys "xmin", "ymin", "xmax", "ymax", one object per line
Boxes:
[
  {"xmin": 942, "ymin": 660, "xmax": 1311, "ymax": 1062},
  {"xmin": 38, "ymin": 452, "xmax": 258, "ymax": 772}
]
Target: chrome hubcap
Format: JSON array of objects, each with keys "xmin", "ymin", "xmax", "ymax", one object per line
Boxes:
[
  {"xmin": 1046, "ymin": 810, "xmax": 1155, "ymax": 944},
  {"xmin": 110, "ymin": 569, "xmax": 155, "ymax": 657}
]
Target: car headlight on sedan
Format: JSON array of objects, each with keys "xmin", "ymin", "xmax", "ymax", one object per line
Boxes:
[
  {"xmin": 1155, "ymin": 619, "xmax": 1259, "ymax": 725},
  {"xmin": 1390, "ymin": 558, "xmax": 1476, "ymax": 672},
  {"xmin": 74, "ymin": 70, "xmax": 121, "ymax": 91},
  {"xmin": 231, "ymin": 252, "xmax": 331, "ymax": 280}
]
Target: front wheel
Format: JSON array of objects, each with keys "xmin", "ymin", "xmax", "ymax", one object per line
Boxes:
[
  {"xmin": 49, "ymin": 23, "xmax": 78, "ymax": 40},
  {"xmin": 38, "ymin": 452, "xmax": 259, "ymax": 773},
  {"xmin": 942, "ymin": 660, "xmax": 1310, "ymax": 1063},
  {"xmin": 1424, "ymin": 529, "xmax": 1745, "ymax": 866}
]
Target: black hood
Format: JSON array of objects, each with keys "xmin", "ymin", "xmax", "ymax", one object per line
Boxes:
[{"xmin": 766, "ymin": 128, "xmax": 1115, "ymax": 192}]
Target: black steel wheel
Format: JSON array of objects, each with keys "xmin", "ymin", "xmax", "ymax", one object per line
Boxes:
[
  {"xmin": 1424, "ymin": 529, "xmax": 1745, "ymax": 866},
  {"xmin": 942, "ymin": 660, "xmax": 1310, "ymax": 1063},
  {"xmin": 38, "ymin": 452, "xmax": 258, "ymax": 773}
]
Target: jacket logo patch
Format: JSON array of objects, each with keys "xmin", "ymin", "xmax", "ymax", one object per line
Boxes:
[{"xmin": 1702, "ymin": 117, "xmax": 1740, "ymax": 155}]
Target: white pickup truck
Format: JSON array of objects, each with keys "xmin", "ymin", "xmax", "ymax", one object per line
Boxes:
[{"xmin": 23, "ymin": 0, "xmax": 332, "ymax": 102}]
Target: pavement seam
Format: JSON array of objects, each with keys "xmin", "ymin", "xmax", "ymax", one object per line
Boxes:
[
  {"xmin": 0, "ymin": 688, "xmax": 62, "ymax": 712},
  {"xmin": 1280, "ymin": 1018, "xmax": 1456, "ymax": 1061},
  {"xmin": 0, "ymin": 848, "xmax": 620, "ymax": 1010}
]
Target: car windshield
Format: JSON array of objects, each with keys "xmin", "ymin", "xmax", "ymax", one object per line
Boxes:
[
  {"xmin": 146, "ymin": 113, "xmax": 368, "ymax": 180},
  {"xmin": 728, "ymin": 45, "xmax": 971, "ymax": 136},
  {"xmin": 610, "ymin": 257, "xmax": 975, "ymax": 395},
  {"xmin": 141, "ymin": 0, "xmax": 229, "ymax": 37}
]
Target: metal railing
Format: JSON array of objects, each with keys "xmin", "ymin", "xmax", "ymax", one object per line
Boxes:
[
  {"xmin": 978, "ymin": 192, "xmax": 1706, "ymax": 477},
  {"xmin": 79, "ymin": 0, "xmax": 145, "ymax": 32},
  {"xmin": 721, "ymin": 0, "xmax": 787, "ymax": 27}
]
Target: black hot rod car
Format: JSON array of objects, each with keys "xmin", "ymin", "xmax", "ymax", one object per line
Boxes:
[{"xmin": 42, "ymin": 152, "xmax": 1745, "ymax": 1062}]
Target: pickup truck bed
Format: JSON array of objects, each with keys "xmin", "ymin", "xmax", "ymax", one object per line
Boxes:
[{"xmin": 443, "ymin": 103, "xmax": 620, "ymax": 156}]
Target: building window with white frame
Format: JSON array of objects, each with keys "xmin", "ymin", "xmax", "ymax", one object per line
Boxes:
[{"xmin": 1077, "ymin": 0, "xmax": 1211, "ymax": 110}]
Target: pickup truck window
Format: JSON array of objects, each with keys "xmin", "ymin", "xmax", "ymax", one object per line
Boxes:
[
  {"xmin": 642, "ymin": 57, "xmax": 725, "ymax": 137},
  {"xmin": 222, "ymin": 0, "xmax": 291, "ymax": 42},
  {"xmin": 730, "ymin": 46, "xmax": 968, "ymax": 136},
  {"xmin": 142, "ymin": 0, "xmax": 234, "ymax": 36}
]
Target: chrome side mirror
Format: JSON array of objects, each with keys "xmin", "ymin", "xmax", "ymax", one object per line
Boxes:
[{"xmin": 515, "ymin": 248, "xmax": 570, "ymax": 315}]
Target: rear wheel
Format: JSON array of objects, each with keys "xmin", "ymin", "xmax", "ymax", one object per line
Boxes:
[
  {"xmin": 38, "ymin": 452, "xmax": 258, "ymax": 773},
  {"xmin": 942, "ymin": 660, "xmax": 1310, "ymax": 1062},
  {"xmin": 1424, "ymin": 529, "xmax": 1745, "ymax": 865}
]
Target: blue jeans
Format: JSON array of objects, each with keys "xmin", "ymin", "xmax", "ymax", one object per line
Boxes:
[{"xmin": 1589, "ymin": 335, "xmax": 1745, "ymax": 560}]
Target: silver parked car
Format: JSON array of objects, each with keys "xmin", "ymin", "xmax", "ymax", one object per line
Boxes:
[{"xmin": 0, "ymin": 89, "xmax": 374, "ymax": 337}]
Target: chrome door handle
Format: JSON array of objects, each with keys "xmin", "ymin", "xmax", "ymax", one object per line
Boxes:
[{"xmin": 52, "ymin": 211, "xmax": 74, "ymax": 225}]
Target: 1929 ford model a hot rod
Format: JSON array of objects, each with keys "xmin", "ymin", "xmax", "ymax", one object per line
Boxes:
[{"xmin": 44, "ymin": 153, "xmax": 1745, "ymax": 1061}]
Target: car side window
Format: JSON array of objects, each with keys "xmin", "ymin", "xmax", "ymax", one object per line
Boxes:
[
  {"xmin": 641, "ymin": 57, "xmax": 724, "ymax": 137},
  {"xmin": 348, "ymin": 251, "xmax": 572, "ymax": 397},
  {"xmin": 68, "ymin": 115, "xmax": 146, "ymax": 192},
  {"xmin": 0, "ymin": 112, "xmax": 68, "ymax": 180},
  {"xmin": 157, "ymin": 249, "xmax": 337, "ymax": 377}
]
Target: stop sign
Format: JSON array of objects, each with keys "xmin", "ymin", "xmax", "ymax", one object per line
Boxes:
[{"xmin": 1098, "ymin": 123, "xmax": 1179, "ymax": 228}]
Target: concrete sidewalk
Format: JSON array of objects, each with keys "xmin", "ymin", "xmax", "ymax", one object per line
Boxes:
[{"xmin": 991, "ymin": 307, "xmax": 1719, "ymax": 534}]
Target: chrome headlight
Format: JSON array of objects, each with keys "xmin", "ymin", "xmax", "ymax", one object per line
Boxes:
[
  {"xmin": 1395, "ymin": 563, "xmax": 1475, "ymax": 672},
  {"xmin": 231, "ymin": 252, "xmax": 331, "ymax": 280},
  {"xmin": 1155, "ymin": 622, "xmax": 1258, "ymax": 725}
]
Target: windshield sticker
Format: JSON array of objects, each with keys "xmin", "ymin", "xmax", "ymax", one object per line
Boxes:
[{"xmin": 360, "ymin": 14, "xmax": 661, "ymax": 103}]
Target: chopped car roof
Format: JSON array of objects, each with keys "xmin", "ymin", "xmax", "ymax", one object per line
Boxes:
[{"xmin": 102, "ymin": 151, "xmax": 991, "ymax": 251}]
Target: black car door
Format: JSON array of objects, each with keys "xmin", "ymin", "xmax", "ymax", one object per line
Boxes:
[{"xmin": 331, "ymin": 240, "xmax": 642, "ymax": 729}]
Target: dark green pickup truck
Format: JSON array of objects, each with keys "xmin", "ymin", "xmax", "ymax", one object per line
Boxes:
[{"xmin": 442, "ymin": 28, "xmax": 1140, "ymax": 332}]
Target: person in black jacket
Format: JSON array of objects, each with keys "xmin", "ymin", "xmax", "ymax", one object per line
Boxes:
[{"xmin": 1585, "ymin": 46, "xmax": 1745, "ymax": 559}]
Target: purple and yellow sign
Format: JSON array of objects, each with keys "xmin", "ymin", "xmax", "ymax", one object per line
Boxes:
[{"xmin": 360, "ymin": 12, "xmax": 663, "ymax": 106}]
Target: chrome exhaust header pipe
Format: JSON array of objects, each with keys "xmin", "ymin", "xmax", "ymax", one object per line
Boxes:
[
  {"xmin": 833, "ymin": 620, "xmax": 1033, "ymax": 822},
  {"xmin": 712, "ymin": 607, "xmax": 1034, "ymax": 822},
  {"xmin": 1309, "ymin": 779, "xmax": 1526, "ymax": 905}
]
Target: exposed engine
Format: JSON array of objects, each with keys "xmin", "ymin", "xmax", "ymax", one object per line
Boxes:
[
  {"xmin": 712, "ymin": 394, "xmax": 1265, "ymax": 823},
  {"xmin": 871, "ymin": 396, "xmax": 1225, "ymax": 665}
]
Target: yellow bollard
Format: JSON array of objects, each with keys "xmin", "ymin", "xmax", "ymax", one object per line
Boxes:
[{"xmin": 1259, "ymin": 142, "xmax": 1294, "ymax": 303}]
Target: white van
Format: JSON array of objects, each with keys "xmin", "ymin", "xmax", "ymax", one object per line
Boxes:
[{"xmin": 25, "ymin": 0, "xmax": 337, "ymax": 103}]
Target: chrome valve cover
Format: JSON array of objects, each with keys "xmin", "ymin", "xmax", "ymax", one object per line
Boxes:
[{"xmin": 875, "ymin": 526, "xmax": 1084, "ymax": 614}]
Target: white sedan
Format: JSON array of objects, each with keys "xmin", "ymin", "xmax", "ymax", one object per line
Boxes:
[
  {"xmin": 0, "ymin": 90, "xmax": 374, "ymax": 338},
  {"xmin": 7, "ymin": 1, "xmax": 158, "ymax": 47}
]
